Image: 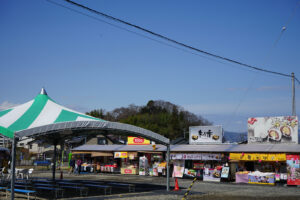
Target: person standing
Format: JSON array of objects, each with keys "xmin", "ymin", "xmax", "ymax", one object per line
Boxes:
[
  {"xmin": 77, "ymin": 158, "xmax": 82, "ymax": 175},
  {"xmin": 69, "ymin": 157, "xmax": 75, "ymax": 174}
]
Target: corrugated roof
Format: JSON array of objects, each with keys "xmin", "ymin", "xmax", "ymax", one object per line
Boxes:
[
  {"xmin": 72, "ymin": 144, "xmax": 167, "ymax": 152},
  {"xmin": 72, "ymin": 144, "xmax": 300, "ymax": 153}
]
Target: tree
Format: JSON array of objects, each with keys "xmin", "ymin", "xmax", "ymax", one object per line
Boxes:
[{"xmin": 87, "ymin": 100, "xmax": 212, "ymax": 139}]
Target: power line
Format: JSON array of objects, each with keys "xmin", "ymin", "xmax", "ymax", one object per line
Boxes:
[
  {"xmin": 46, "ymin": 0, "xmax": 256, "ymax": 74},
  {"xmin": 64, "ymin": 0, "xmax": 295, "ymax": 79}
]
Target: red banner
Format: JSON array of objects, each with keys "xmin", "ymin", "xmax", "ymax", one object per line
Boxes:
[{"xmin": 286, "ymin": 155, "xmax": 300, "ymax": 185}]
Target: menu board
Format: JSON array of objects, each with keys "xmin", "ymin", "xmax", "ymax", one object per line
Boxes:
[{"xmin": 287, "ymin": 155, "xmax": 300, "ymax": 185}]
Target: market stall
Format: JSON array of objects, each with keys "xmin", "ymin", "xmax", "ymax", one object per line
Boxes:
[
  {"xmin": 170, "ymin": 153, "xmax": 226, "ymax": 181},
  {"xmin": 230, "ymin": 153, "xmax": 286, "ymax": 185},
  {"xmin": 115, "ymin": 152, "xmax": 139, "ymax": 175}
]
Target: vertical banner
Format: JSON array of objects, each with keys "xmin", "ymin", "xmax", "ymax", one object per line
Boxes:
[{"xmin": 286, "ymin": 155, "xmax": 300, "ymax": 185}]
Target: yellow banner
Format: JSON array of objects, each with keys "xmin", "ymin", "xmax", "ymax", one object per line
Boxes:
[
  {"xmin": 127, "ymin": 136, "xmax": 150, "ymax": 145},
  {"xmin": 114, "ymin": 152, "xmax": 128, "ymax": 158},
  {"xmin": 230, "ymin": 153, "xmax": 286, "ymax": 161}
]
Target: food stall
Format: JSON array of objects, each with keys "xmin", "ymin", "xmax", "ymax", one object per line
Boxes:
[
  {"xmin": 171, "ymin": 153, "xmax": 225, "ymax": 181},
  {"xmin": 115, "ymin": 152, "xmax": 139, "ymax": 175},
  {"xmin": 230, "ymin": 153, "xmax": 286, "ymax": 185}
]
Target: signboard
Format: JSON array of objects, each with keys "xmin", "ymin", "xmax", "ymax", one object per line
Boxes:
[
  {"xmin": 189, "ymin": 125, "xmax": 223, "ymax": 144},
  {"xmin": 121, "ymin": 168, "xmax": 138, "ymax": 175},
  {"xmin": 170, "ymin": 153, "xmax": 221, "ymax": 160},
  {"xmin": 221, "ymin": 167, "xmax": 230, "ymax": 178},
  {"xmin": 286, "ymin": 155, "xmax": 300, "ymax": 185},
  {"xmin": 229, "ymin": 153, "xmax": 286, "ymax": 161},
  {"xmin": 248, "ymin": 116, "xmax": 298, "ymax": 144},
  {"xmin": 203, "ymin": 168, "xmax": 221, "ymax": 182},
  {"xmin": 127, "ymin": 136, "xmax": 150, "ymax": 145},
  {"xmin": 114, "ymin": 152, "xmax": 128, "ymax": 158},
  {"xmin": 172, "ymin": 160, "xmax": 185, "ymax": 178}
]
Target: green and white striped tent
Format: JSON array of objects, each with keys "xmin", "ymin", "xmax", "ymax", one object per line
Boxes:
[{"xmin": 0, "ymin": 88, "xmax": 169, "ymax": 145}]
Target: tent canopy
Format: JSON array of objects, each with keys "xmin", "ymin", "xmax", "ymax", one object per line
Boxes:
[
  {"xmin": 0, "ymin": 88, "xmax": 169, "ymax": 145},
  {"xmin": 0, "ymin": 126, "xmax": 14, "ymax": 139}
]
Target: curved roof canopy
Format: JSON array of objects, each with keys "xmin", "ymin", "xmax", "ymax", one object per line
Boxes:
[{"xmin": 0, "ymin": 89, "xmax": 169, "ymax": 145}]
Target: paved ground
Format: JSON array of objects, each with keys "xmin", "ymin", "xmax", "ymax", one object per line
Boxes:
[{"xmin": 4, "ymin": 171, "xmax": 300, "ymax": 199}]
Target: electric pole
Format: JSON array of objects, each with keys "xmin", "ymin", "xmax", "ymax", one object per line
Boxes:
[{"xmin": 292, "ymin": 72, "xmax": 296, "ymax": 116}]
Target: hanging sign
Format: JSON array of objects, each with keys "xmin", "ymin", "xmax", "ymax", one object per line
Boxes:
[
  {"xmin": 127, "ymin": 136, "xmax": 150, "ymax": 145},
  {"xmin": 114, "ymin": 152, "xmax": 128, "ymax": 158}
]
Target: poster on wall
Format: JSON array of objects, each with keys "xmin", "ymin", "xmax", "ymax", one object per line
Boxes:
[
  {"xmin": 286, "ymin": 155, "xmax": 300, "ymax": 185},
  {"xmin": 248, "ymin": 116, "xmax": 298, "ymax": 144},
  {"xmin": 172, "ymin": 160, "xmax": 185, "ymax": 178},
  {"xmin": 189, "ymin": 125, "xmax": 223, "ymax": 144},
  {"xmin": 203, "ymin": 168, "xmax": 221, "ymax": 182}
]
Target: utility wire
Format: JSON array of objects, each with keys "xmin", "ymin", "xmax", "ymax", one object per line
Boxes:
[
  {"xmin": 46, "ymin": 0, "xmax": 257, "ymax": 74},
  {"xmin": 64, "ymin": 0, "xmax": 295, "ymax": 79}
]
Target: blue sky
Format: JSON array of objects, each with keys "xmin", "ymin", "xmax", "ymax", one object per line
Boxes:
[{"xmin": 1, "ymin": 0, "xmax": 299, "ymax": 132}]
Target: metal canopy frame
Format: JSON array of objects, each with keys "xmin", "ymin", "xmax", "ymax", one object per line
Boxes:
[
  {"xmin": 9, "ymin": 120, "xmax": 171, "ymax": 199},
  {"xmin": 16, "ymin": 121, "xmax": 170, "ymax": 145}
]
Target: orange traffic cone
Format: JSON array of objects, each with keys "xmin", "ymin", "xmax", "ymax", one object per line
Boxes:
[
  {"xmin": 173, "ymin": 178, "xmax": 180, "ymax": 191},
  {"xmin": 60, "ymin": 170, "xmax": 63, "ymax": 179}
]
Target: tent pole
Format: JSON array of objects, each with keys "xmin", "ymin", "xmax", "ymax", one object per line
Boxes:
[
  {"xmin": 52, "ymin": 144, "xmax": 57, "ymax": 181},
  {"xmin": 166, "ymin": 144, "xmax": 170, "ymax": 191},
  {"xmin": 10, "ymin": 135, "xmax": 17, "ymax": 200}
]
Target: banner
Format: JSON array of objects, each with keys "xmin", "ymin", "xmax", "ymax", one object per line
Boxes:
[
  {"xmin": 127, "ymin": 137, "xmax": 150, "ymax": 145},
  {"xmin": 248, "ymin": 116, "xmax": 298, "ymax": 144},
  {"xmin": 286, "ymin": 155, "xmax": 300, "ymax": 185},
  {"xmin": 114, "ymin": 152, "xmax": 128, "ymax": 158},
  {"xmin": 170, "ymin": 153, "xmax": 221, "ymax": 160},
  {"xmin": 229, "ymin": 153, "xmax": 286, "ymax": 161},
  {"xmin": 139, "ymin": 156, "xmax": 148, "ymax": 176},
  {"xmin": 248, "ymin": 172, "xmax": 275, "ymax": 185}
]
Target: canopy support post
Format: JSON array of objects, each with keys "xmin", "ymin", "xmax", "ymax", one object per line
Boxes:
[
  {"xmin": 52, "ymin": 144, "xmax": 57, "ymax": 181},
  {"xmin": 10, "ymin": 135, "xmax": 17, "ymax": 200},
  {"xmin": 166, "ymin": 144, "xmax": 170, "ymax": 191}
]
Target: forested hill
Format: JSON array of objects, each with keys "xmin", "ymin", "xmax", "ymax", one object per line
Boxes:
[{"xmin": 86, "ymin": 100, "xmax": 212, "ymax": 139}]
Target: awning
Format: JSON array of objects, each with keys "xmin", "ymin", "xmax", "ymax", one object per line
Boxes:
[
  {"xmin": 91, "ymin": 152, "xmax": 113, "ymax": 157},
  {"xmin": 138, "ymin": 151, "xmax": 163, "ymax": 154},
  {"xmin": 72, "ymin": 151, "xmax": 92, "ymax": 155}
]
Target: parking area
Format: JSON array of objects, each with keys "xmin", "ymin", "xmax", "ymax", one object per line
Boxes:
[{"xmin": 2, "ymin": 171, "xmax": 300, "ymax": 199}]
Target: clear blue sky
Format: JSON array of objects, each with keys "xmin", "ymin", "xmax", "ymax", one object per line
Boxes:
[{"xmin": 1, "ymin": 0, "xmax": 299, "ymax": 132}]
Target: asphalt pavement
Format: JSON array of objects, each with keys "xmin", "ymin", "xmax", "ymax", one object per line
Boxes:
[{"xmin": 28, "ymin": 171, "xmax": 300, "ymax": 200}]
